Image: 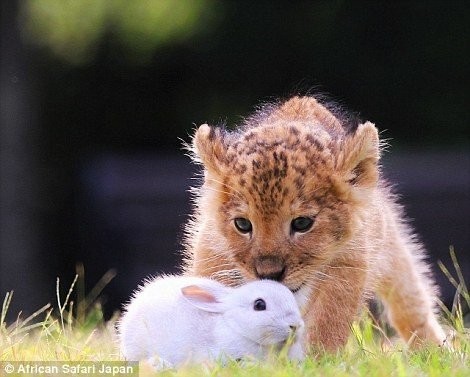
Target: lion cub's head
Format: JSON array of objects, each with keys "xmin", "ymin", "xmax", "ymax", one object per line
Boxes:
[{"xmin": 190, "ymin": 97, "xmax": 380, "ymax": 293}]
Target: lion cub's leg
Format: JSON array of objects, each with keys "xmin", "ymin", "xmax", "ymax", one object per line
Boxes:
[
  {"xmin": 305, "ymin": 258, "xmax": 368, "ymax": 351},
  {"xmin": 376, "ymin": 242, "xmax": 446, "ymax": 347}
]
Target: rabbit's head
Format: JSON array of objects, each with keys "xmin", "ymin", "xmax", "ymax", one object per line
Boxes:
[{"xmin": 182, "ymin": 279, "xmax": 303, "ymax": 346}]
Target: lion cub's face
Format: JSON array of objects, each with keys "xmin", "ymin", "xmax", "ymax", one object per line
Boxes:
[{"xmin": 192, "ymin": 117, "xmax": 379, "ymax": 292}]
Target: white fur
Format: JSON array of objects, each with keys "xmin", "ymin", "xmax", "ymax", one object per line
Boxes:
[{"xmin": 118, "ymin": 275, "xmax": 304, "ymax": 368}]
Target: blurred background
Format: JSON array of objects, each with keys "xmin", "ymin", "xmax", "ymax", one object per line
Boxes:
[{"xmin": 1, "ymin": 1, "xmax": 468, "ymax": 320}]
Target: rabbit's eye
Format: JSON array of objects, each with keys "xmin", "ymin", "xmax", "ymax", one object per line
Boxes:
[
  {"xmin": 234, "ymin": 218, "xmax": 252, "ymax": 234},
  {"xmin": 253, "ymin": 298, "xmax": 266, "ymax": 311},
  {"xmin": 291, "ymin": 216, "xmax": 314, "ymax": 233}
]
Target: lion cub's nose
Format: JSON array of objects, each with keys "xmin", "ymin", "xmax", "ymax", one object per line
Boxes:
[{"xmin": 254, "ymin": 256, "xmax": 286, "ymax": 281}]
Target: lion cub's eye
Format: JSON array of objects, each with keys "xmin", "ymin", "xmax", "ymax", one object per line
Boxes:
[
  {"xmin": 234, "ymin": 218, "xmax": 252, "ymax": 234},
  {"xmin": 291, "ymin": 216, "xmax": 314, "ymax": 233}
]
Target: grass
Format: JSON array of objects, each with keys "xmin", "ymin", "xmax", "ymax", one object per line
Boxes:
[{"xmin": 1, "ymin": 250, "xmax": 469, "ymax": 376}]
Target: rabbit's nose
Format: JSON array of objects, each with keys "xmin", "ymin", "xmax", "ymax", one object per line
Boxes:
[{"xmin": 289, "ymin": 319, "xmax": 304, "ymax": 334}]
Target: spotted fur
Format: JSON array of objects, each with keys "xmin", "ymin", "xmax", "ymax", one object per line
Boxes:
[{"xmin": 183, "ymin": 96, "xmax": 447, "ymax": 352}]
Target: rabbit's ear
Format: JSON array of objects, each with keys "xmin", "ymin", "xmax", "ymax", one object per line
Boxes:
[{"xmin": 181, "ymin": 285, "xmax": 226, "ymax": 313}]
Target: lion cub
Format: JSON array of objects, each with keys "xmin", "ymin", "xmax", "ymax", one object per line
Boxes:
[{"xmin": 183, "ymin": 96, "xmax": 446, "ymax": 351}]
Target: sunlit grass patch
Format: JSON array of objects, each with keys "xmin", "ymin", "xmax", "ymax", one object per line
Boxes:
[{"xmin": 0, "ymin": 268, "xmax": 119, "ymax": 363}]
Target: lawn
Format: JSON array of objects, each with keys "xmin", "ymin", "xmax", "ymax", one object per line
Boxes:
[{"xmin": 1, "ymin": 251, "xmax": 468, "ymax": 376}]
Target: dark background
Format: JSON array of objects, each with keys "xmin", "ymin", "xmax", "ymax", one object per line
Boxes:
[{"xmin": 1, "ymin": 1, "xmax": 468, "ymax": 320}]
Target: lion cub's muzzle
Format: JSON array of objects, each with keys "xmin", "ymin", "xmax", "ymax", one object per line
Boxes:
[{"xmin": 254, "ymin": 256, "xmax": 286, "ymax": 282}]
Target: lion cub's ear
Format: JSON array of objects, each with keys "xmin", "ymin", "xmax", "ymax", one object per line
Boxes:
[
  {"xmin": 192, "ymin": 124, "xmax": 227, "ymax": 175},
  {"xmin": 336, "ymin": 121, "xmax": 380, "ymax": 188}
]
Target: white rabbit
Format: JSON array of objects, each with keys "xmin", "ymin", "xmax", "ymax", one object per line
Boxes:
[{"xmin": 118, "ymin": 275, "xmax": 304, "ymax": 368}]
